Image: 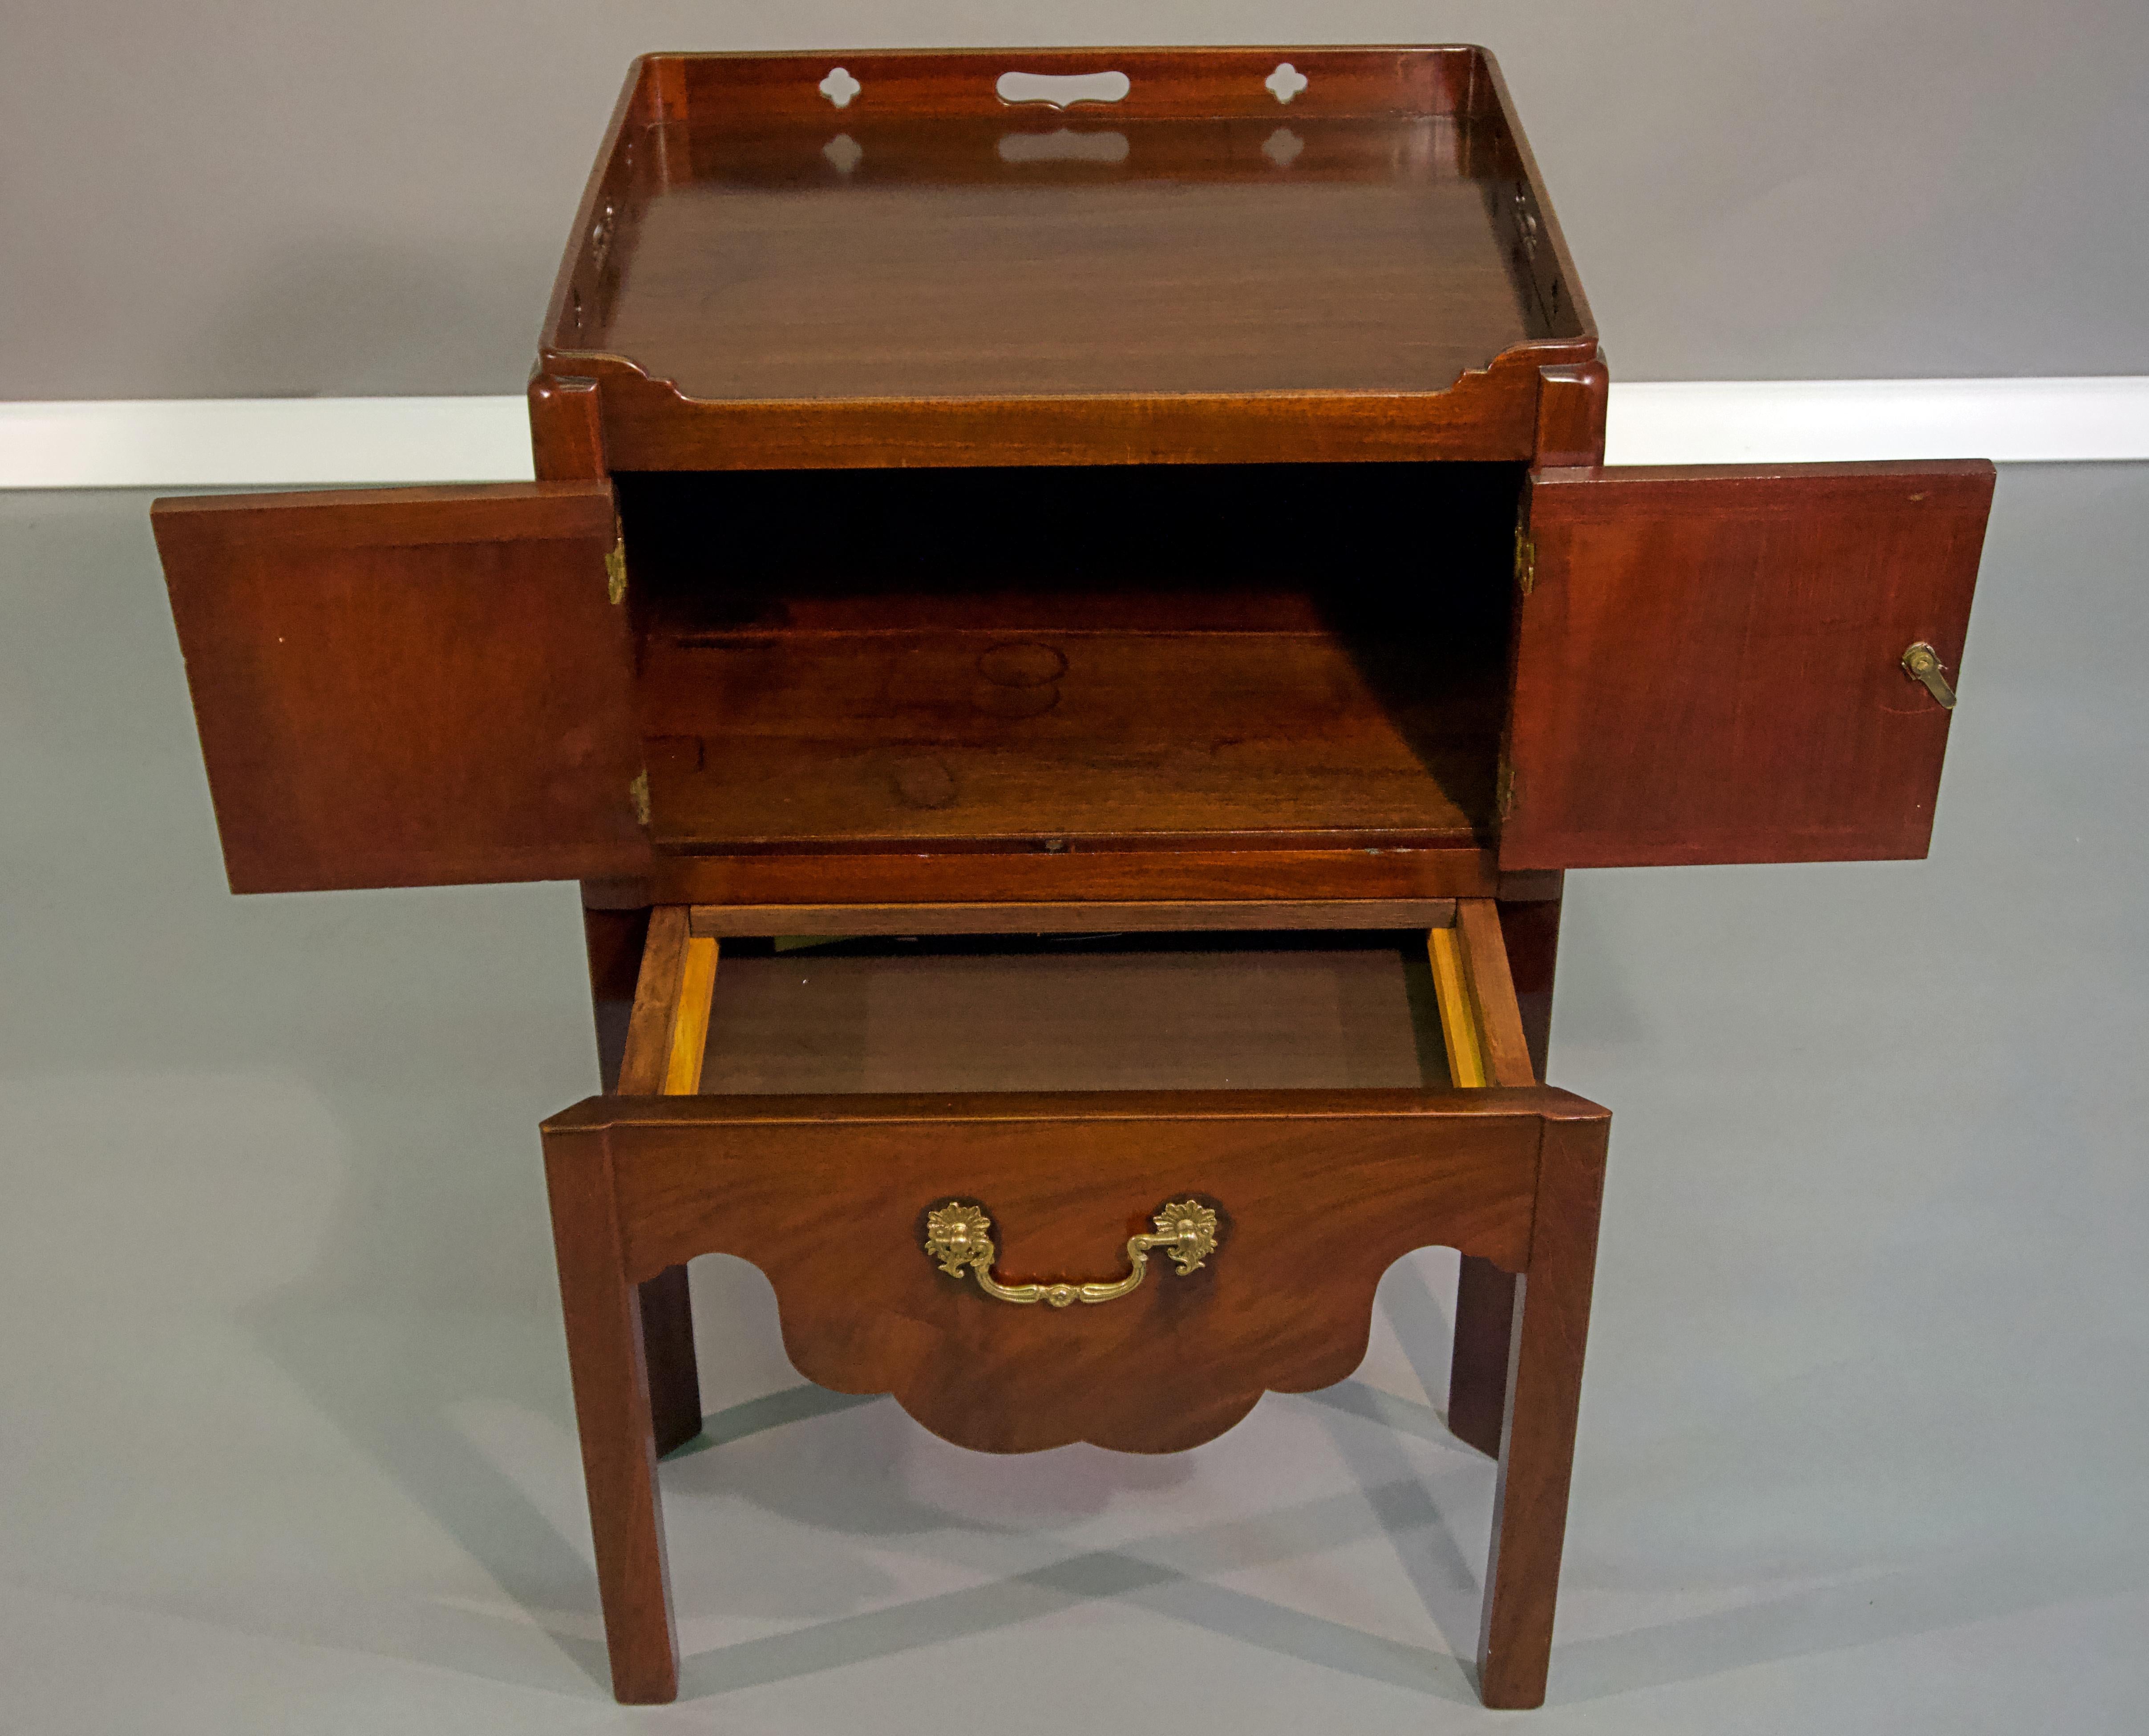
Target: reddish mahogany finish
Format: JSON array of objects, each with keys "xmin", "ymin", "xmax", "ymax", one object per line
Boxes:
[
  {"xmin": 550, "ymin": 1090, "xmax": 1573, "ymax": 1452},
  {"xmin": 153, "ymin": 483, "xmax": 647, "ymax": 892},
  {"xmin": 544, "ymin": 1073, "xmax": 1610, "ymax": 1707},
  {"xmin": 1502, "ymin": 461, "xmax": 1996, "ymax": 869},
  {"xmin": 142, "ymin": 41, "xmax": 2000, "ymax": 1719},
  {"xmin": 538, "ymin": 48, "xmax": 1596, "ymax": 471},
  {"xmin": 1445, "ymin": 898, "xmax": 1543, "ymax": 1457}
]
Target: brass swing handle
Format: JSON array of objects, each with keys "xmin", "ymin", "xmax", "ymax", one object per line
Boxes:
[
  {"xmin": 1902, "ymin": 642, "xmax": 1958, "ymax": 710},
  {"xmin": 923, "ymin": 1199, "xmax": 1219, "ymax": 1308}
]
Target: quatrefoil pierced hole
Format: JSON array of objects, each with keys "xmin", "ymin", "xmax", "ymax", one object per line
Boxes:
[
  {"xmin": 823, "ymin": 133, "xmax": 863, "ymax": 174},
  {"xmin": 1263, "ymin": 127, "xmax": 1303, "ymax": 168},
  {"xmin": 1265, "ymin": 62, "xmax": 1308, "ymax": 105},
  {"xmin": 819, "ymin": 66, "xmax": 861, "ymax": 108}
]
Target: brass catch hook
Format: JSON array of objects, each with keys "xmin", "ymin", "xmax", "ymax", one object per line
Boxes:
[{"xmin": 1902, "ymin": 642, "xmax": 1958, "ymax": 710}]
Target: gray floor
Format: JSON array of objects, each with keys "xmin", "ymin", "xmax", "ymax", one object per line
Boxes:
[{"xmin": 2, "ymin": 468, "xmax": 2145, "ymax": 1733}]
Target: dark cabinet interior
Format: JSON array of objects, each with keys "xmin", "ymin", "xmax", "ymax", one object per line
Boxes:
[{"xmin": 618, "ymin": 461, "xmax": 1524, "ymax": 855}]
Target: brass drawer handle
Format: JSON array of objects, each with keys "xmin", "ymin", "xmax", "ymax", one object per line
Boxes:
[
  {"xmin": 1902, "ymin": 642, "xmax": 1958, "ymax": 709},
  {"xmin": 924, "ymin": 1199, "xmax": 1218, "ymax": 1308}
]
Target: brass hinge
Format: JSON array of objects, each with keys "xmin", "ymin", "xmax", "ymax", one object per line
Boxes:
[
  {"xmin": 1496, "ymin": 761, "xmax": 1520, "ymax": 821},
  {"xmin": 604, "ymin": 533, "xmax": 628, "ymax": 606},
  {"xmin": 1513, "ymin": 530, "xmax": 1536, "ymax": 597},
  {"xmin": 628, "ymin": 770, "xmax": 650, "ymax": 827}
]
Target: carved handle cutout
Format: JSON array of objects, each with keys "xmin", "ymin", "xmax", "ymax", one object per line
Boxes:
[
  {"xmin": 924, "ymin": 1199, "xmax": 1218, "ymax": 1308},
  {"xmin": 996, "ymin": 69, "xmax": 1131, "ymax": 109}
]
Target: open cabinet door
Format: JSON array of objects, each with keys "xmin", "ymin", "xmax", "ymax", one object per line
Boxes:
[
  {"xmin": 154, "ymin": 482, "xmax": 649, "ymax": 893},
  {"xmin": 1499, "ymin": 461, "xmax": 1995, "ymax": 869}
]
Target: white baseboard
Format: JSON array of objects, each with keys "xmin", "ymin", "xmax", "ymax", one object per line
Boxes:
[
  {"xmin": 0, "ymin": 397, "xmax": 538, "ymax": 491},
  {"xmin": 1605, "ymin": 377, "xmax": 2149, "ymax": 467},
  {"xmin": 2, "ymin": 378, "xmax": 2145, "ymax": 489}
]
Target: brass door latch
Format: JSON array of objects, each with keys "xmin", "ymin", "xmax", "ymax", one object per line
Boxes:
[
  {"xmin": 924, "ymin": 1199, "xmax": 1219, "ymax": 1308},
  {"xmin": 1901, "ymin": 642, "xmax": 1958, "ymax": 710}
]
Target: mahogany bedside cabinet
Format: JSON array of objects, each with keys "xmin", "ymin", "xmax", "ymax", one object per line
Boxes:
[{"xmin": 149, "ymin": 48, "xmax": 1995, "ymax": 1709}]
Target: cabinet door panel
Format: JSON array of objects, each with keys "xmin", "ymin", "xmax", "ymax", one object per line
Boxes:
[
  {"xmin": 1501, "ymin": 461, "xmax": 1994, "ymax": 869},
  {"xmin": 154, "ymin": 482, "xmax": 648, "ymax": 892}
]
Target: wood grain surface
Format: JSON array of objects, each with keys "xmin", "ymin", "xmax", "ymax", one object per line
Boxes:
[
  {"xmin": 1458, "ymin": 899, "xmax": 1537, "ymax": 1089},
  {"xmin": 586, "ymin": 355, "xmax": 1568, "ymax": 471},
  {"xmin": 1445, "ymin": 899, "xmax": 1539, "ymax": 1458},
  {"xmin": 1502, "ymin": 461, "xmax": 1996, "ymax": 868},
  {"xmin": 622, "ymin": 846, "xmax": 1501, "ymax": 908},
  {"xmin": 1478, "ymin": 1108, "xmax": 1610, "ymax": 1708},
  {"xmin": 153, "ymin": 483, "xmax": 648, "ymax": 892},
  {"xmin": 1496, "ymin": 885, "xmax": 1564, "ymax": 1077},
  {"xmin": 694, "ymin": 935, "xmax": 1447, "ymax": 1096},
  {"xmin": 671, "ymin": 47, "xmax": 1492, "ymax": 125},
  {"xmin": 1449, "ymin": 1256, "xmax": 1520, "ymax": 1461},
  {"xmin": 596, "ymin": 172, "xmax": 1542, "ymax": 402},
  {"xmin": 1427, "ymin": 927, "xmax": 1488, "ymax": 1088},
  {"xmin": 549, "ymin": 907, "xmax": 1607, "ymax": 1707},
  {"xmin": 685, "ymin": 900, "xmax": 1457, "ymax": 937},
  {"xmin": 662, "ymin": 937, "xmax": 719, "ymax": 1095},
  {"xmin": 543, "ymin": 1087, "xmax": 1601, "ymax": 1453},
  {"xmin": 616, "ymin": 907, "xmax": 690, "ymax": 1098},
  {"xmin": 611, "ymin": 904, "xmax": 705, "ymax": 1455},
  {"xmin": 539, "ymin": 48, "xmax": 1595, "ymax": 469},
  {"xmin": 545, "ymin": 1122, "xmax": 679, "ymax": 1702},
  {"xmin": 640, "ymin": 624, "xmax": 1499, "ymax": 848},
  {"xmin": 553, "ymin": 51, "xmax": 1592, "ymax": 388},
  {"xmin": 1533, "ymin": 359, "xmax": 1610, "ymax": 469},
  {"xmin": 528, "ymin": 374, "xmax": 608, "ymax": 482}
]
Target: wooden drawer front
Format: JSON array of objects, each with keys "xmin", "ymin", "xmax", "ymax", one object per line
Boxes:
[
  {"xmin": 550, "ymin": 903, "xmax": 1610, "ymax": 1708},
  {"xmin": 543, "ymin": 1086, "xmax": 1598, "ymax": 1453}
]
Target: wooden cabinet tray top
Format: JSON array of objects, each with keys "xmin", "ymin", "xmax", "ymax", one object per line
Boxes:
[{"xmin": 148, "ymin": 47, "xmax": 1995, "ymax": 1711}]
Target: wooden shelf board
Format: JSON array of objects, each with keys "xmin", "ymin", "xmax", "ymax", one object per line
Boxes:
[{"xmin": 640, "ymin": 618, "xmax": 1501, "ymax": 850}]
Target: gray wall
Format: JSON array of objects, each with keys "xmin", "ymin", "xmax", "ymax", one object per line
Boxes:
[{"xmin": 4, "ymin": 0, "xmax": 2146, "ymax": 400}]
